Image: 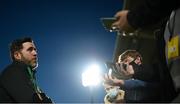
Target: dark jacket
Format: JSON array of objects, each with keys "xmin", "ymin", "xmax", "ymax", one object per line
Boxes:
[
  {"xmin": 123, "ymin": 62, "xmax": 162, "ymax": 103},
  {"xmin": 0, "ymin": 61, "xmax": 52, "ymax": 103},
  {"xmin": 126, "ymin": 0, "xmax": 180, "ymax": 102},
  {"xmin": 131, "ymin": 62, "xmax": 160, "ymax": 83},
  {"xmin": 127, "ymin": 0, "xmax": 180, "ymax": 30}
]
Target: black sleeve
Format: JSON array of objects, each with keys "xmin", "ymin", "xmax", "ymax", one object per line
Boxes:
[
  {"xmin": 131, "ymin": 63, "xmax": 155, "ymax": 82},
  {"xmin": 127, "ymin": 0, "xmax": 179, "ymax": 29},
  {"xmin": 1, "ymin": 65, "xmax": 35, "ymax": 102}
]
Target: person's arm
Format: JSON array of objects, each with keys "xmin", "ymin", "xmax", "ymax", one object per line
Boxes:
[
  {"xmin": 127, "ymin": 0, "xmax": 178, "ymax": 29},
  {"xmin": 1, "ymin": 64, "xmax": 35, "ymax": 102},
  {"xmin": 122, "ymin": 79, "xmax": 147, "ymax": 90},
  {"xmin": 113, "ymin": 0, "xmax": 179, "ymax": 32},
  {"xmin": 104, "ymin": 73, "xmax": 148, "ymax": 89},
  {"xmin": 104, "ymin": 73, "xmax": 125, "ymax": 86}
]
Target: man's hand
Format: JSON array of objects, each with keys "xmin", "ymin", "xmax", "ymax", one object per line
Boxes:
[
  {"xmin": 117, "ymin": 62, "xmax": 134, "ymax": 76},
  {"xmin": 112, "ymin": 10, "xmax": 135, "ymax": 33},
  {"xmin": 103, "ymin": 73, "xmax": 124, "ymax": 86}
]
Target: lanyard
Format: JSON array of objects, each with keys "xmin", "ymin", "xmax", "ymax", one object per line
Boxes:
[
  {"xmin": 27, "ymin": 67, "xmax": 41, "ymax": 93},
  {"xmin": 27, "ymin": 67, "xmax": 43, "ymax": 100}
]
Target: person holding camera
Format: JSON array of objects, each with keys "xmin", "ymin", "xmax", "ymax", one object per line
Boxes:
[
  {"xmin": 112, "ymin": 1, "xmax": 180, "ymax": 101},
  {"xmin": 0, "ymin": 37, "xmax": 53, "ymax": 103},
  {"xmin": 104, "ymin": 50, "xmax": 162, "ymax": 103}
]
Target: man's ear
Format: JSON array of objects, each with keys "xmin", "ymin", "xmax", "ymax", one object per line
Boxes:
[{"xmin": 14, "ymin": 51, "xmax": 21, "ymax": 60}]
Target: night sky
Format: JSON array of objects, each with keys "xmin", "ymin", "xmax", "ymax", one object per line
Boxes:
[{"xmin": 0, "ymin": 0, "xmax": 123, "ymax": 103}]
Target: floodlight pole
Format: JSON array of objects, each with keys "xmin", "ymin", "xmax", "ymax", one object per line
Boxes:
[
  {"xmin": 82, "ymin": 64, "xmax": 101, "ymax": 104},
  {"xmin": 89, "ymin": 86, "xmax": 94, "ymax": 104}
]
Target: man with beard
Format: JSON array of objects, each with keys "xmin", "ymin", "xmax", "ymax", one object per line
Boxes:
[{"xmin": 0, "ymin": 37, "xmax": 53, "ymax": 103}]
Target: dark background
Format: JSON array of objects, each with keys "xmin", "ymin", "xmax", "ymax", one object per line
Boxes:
[{"xmin": 0, "ymin": 0, "xmax": 123, "ymax": 103}]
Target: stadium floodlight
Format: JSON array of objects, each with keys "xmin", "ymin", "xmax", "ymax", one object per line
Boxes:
[{"xmin": 82, "ymin": 64, "xmax": 101, "ymax": 87}]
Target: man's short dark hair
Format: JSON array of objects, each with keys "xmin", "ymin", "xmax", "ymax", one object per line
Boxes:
[{"xmin": 10, "ymin": 37, "xmax": 33, "ymax": 61}]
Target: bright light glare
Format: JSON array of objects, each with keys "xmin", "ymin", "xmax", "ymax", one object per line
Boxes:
[{"xmin": 82, "ymin": 64, "xmax": 101, "ymax": 87}]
